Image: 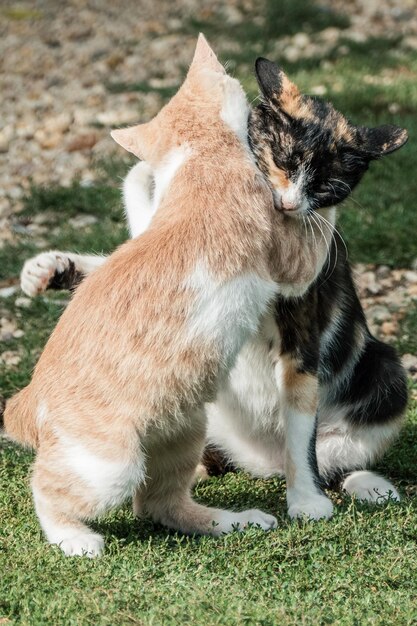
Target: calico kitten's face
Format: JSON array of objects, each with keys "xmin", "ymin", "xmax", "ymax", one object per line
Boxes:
[{"xmin": 249, "ymin": 58, "xmax": 408, "ymax": 216}]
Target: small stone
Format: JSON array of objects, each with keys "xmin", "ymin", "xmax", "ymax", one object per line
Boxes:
[
  {"xmin": 0, "ymin": 137, "xmax": 10, "ymax": 153},
  {"xmin": 15, "ymin": 297, "xmax": 31, "ymax": 308},
  {"xmin": 388, "ymin": 103, "xmax": 401, "ymax": 114},
  {"xmin": 366, "ymin": 305, "xmax": 391, "ymax": 323},
  {"xmin": 405, "ymin": 271, "xmax": 417, "ymax": 284},
  {"xmin": 0, "ymin": 125, "xmax": 14, "ymax": 153},
  {"xmin": 284, "ymin": 46, "xmax": 301, "ymax": 63},
  {"xmin": 0, "ymin": 286, "xmax": 18, "ymax": 298},
  {"xmin": 96, "ymin": 110, "xmax": 139, "ymax": 126},
  {"xmin": 375, "ymin": 265, "xmax": 391, "ymax": 279},
  {"xmin": 337, "ymin": 45, "xmax": 350, "ymax": 56},
  {"xmin": 380, "ymin": 321, "xmax": 398, "ymax": 336},
  {"xmin": 310, "ymin": 85, "xmax": 327, "ymax": 96},
  {"xmin": 0, "ymin": 351, "xmax": 21, "ymax": 366},
  {"xmin": 0, "ymin": 318, "xmax": 17, "ymax": 342},
  {"xmin": 45, "ymin": 113, "xmax": 72, "ymax": 135},
  {"xmin": 222, "ymin": 5, "xmax": 244, "ymax": 25},
  {"xmin": 66, "ymin": 133, "xmax": 98, "ymax": 152},
  {"xmin": 402, "ymin": 353, "xmax": 417, "ymax": 373},
  {"xmin": 292, "ymin": 32, "xmax": 310, "ymax": 49},
  {"xmin": 34, "ymin": 130, "xmax": 63, "ymax": 150},
  {"xmin": 408, "ymin": 285, "xmax": 417, "ymax": 297},
  {"xmin": 344, "ymin": 30, "xmax": 367, "ymax": 44},
  {"xmin": 358, "ymin": 271, "xmax": 381, "ymax": 296},
  {"xmin": 12, "ymin": 329, "xmax": 24, "ymax": 338},
  {"xmin": 402, "ymin": 36, "xmax": 417, "ymax": 51},
  {"xmin": 69, "ymin": 214, "xmax": 98, "ymax": 229},
  {"xmin": 319, "ymin": 27, "xmax": 341, "ymax": 44}
]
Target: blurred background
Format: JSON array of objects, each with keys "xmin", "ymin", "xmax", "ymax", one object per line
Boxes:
[{"xmin": 0, "ymin": 0, "xmax": 417, "ymax": 381}]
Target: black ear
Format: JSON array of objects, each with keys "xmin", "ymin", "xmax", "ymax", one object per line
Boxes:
[
  {"xmin": 254, "ymin": 57, "xmax": 284, "ymax": 100},
  {"xmin": 359, "ymin": 124, "xmax": 408, "ymax": 158}
]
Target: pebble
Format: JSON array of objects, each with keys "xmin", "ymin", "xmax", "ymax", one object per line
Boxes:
[
  {"xmin": 366, "ymin": 304, "xmax": 391, "ymax": 323},
  {"xmin": 358, "ymin": 271, "xmax": 381, "ymax": 296},
  {"xmin": 0, "ymin": 351, "xmax": 22, "ymax": 366},
  {"xmin": 402, "ymin": 353, "xmax": 417, "ymax": 373},
  {"xmin": 66, "ymin": 133, "xmax": 98, "ymax": 152},
  {"xmin": 68, "ymin": 214, "xmax": 98, "ymax": 228},
  {"xmin": 0, "ymin": 286, "xmax": 18, "ymax": 298},
  {"xmin": 15, "ymin": 297, "xmax": 31, "ymax": 308},
  {"xmin": 380, "ymin": 321, "xmax": 398, "ymax": 336},
  {"xmin": 404, "ymin": 271, "xmax": 417, "ymax": 284},
  {"xmin": 0, "ymin": 317, "xmax": 17, "ymax": 341}
]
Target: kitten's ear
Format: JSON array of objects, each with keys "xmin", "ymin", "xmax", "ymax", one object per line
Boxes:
[
  {"xmin": 189, "ymin": 33, "xmax": 225, "ymax": 75},
  {"xmin": 255, "ymin": 58, "xmax": 300, "ymax": 108},
  {"xmin": 111, "ymin": 123, "xmax": 153, "ymax": 160},
  {"xmin": 359, "ymin": 124, "xmax": 408, "ymax": 158}
]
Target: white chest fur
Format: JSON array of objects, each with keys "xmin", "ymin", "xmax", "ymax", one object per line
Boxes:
[{"xmin": 185, "ymin": 262, "xmax": 278, "ymax": 368}]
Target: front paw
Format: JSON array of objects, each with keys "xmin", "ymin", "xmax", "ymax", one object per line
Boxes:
[
  {"xmin": 288, "ymin": 493, "xmax": 334, "ymax": 521},
  {"xmin": 21, "ymin": 251, "xmax": 70, "ymax": 297}
]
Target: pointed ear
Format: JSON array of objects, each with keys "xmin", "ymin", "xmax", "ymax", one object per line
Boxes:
[
  {"xmin": 189, "ymin": 33, "xmax": 225, "ymax": 75},
  {"xmin": 359, "ymin": 124, "xmax": 408, "ymax": 158},
  {"xmin": 255, "ymin": 57, "xmax": 300, "ymax": 109},
  {"xmin": 111, "ymin": 123, "xmax": 152, "ymax": 160}
]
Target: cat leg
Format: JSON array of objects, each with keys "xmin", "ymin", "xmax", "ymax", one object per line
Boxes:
[
  {"xmin": 21, "ymin": 251, "xmax": 106, "ymax": 296},
  {"xmin": 32, "ymin": 434, "xmax": 145, "ymax": 557},
  {"xmin": 316, "ymin": 410, "xmax": 402, "ymax": 503},
  {"xmin": 276, "ymin": 357, "xmax": 334, "ymax": 520},
  {"xmin": 142, "ymin": 412, "xmax": 277, "ymax": 535}
]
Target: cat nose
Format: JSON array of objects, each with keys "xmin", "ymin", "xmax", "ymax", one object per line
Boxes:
[{"xmin": 281, "ymin": 200, "xmax": 299, "ymax": 212}]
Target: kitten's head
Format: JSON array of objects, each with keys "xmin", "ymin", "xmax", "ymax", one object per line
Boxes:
[
  {"xmin": 111, "ymin": 34, "xmax": 246, "ymax": 164},
  {"xmin": 250, "ymin": 58, "xmax": 408, "ymax": 216}
]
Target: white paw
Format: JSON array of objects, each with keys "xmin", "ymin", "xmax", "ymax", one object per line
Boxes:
[
  {"xmin": 342, "ymin": 471, "xmax": 400, "ymax": 503},
  {"xmin": 56, "ymin": 531, "xmax": 104, "ymax": 558},
  {"xmin": 21, "ymin": 251, "xmax": 70, "ymax": 297},
  {"xmin": 126, "ymin": 161, "xmax": 154, "ymax": 188},
  {"xmin": 288, "ymin": 493, "xmax": 334, "ymax": 521},
  {"xmin": 212, "ymin": 508, "xmax": 277, "ymax": 535}
]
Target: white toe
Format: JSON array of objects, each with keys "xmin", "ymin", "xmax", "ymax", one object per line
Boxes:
[
  {"xmin": 21, "ymin": 252, "xmax": 69, "ymax": 296},
  {"xmin": 212, "ymin": 508, "xmax": 277, "ymax": 534},
  {"xmin": 57, "ymin": 531, "xmax": 104, "ymax": 557},
  {"xmin": 288, "ymin": 493, "xmax": 334, "ymax": 520}
]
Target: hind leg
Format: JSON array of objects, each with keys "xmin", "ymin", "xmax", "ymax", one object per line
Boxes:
[
  {"xmin": 316, "ymin": 408, "xmax": 403, "ymax": 503},
  {"xmin": 32, "ymin": 436, "xmax": 145, "ymax": 557},
  {"xmin": 141, "ymin": 413, "xmax": 277, "ymax": 535}
]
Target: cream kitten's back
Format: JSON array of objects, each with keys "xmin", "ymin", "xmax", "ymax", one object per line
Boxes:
[{"xmin": 4, "ymin": 35, "xmax": 283, "ymax": 556}]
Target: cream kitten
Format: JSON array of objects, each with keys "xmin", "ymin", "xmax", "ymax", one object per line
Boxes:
[{"xmin": 5, "ymin": 36, "xmax": 329, "ymax": 557}]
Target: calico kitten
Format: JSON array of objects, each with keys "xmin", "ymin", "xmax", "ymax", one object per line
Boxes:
[
  {"xmin": 205, "ymin": 59, "xmax": 408, "ymax": 512},
  {"xmin": 5, "ymin": 38, "xmax": 329, "ymax": 557}
]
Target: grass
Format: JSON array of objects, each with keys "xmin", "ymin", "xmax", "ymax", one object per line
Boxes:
[
  {"xmin": 1, "ymin": 0, "xmax": 417, "ymax": 623},
  {"xmin": 1, "ymin": 430, "xmax": 417, "ymax": 626}
]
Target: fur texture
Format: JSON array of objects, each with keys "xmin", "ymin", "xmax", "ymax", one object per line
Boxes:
[
  {"xmin": 18, "ymin": 59, "xmax": 408, "ymax": 523},
  {"xmin": 6, "ymin": 38, "xmax": 331, "ymax": 556}
]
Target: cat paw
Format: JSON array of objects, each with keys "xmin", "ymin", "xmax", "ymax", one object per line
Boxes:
[
  {"xmin": 288, "ymin": 494, "xmax": 334, "ymax": 521},
  {"xmin": 21, "ymin": 251, "xmax": 70, "ymax": 296},
  {"xmin": 125, "ymin": 160, "xmax": 154, "ymax": 189},
  {"xmin": 342, "ymin": 471, "xmax": 400, "ymax": 503},
  {"xmin": 56, "ymin": 531, "xmax": 104, "ymax": 558},
  {"xmin": 212, "ymin": 508, "xmax": 277, "ymax": 535}
]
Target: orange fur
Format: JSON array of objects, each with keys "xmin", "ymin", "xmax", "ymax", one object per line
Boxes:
[{"xmin": 4, "ymin": 35, "xmax": 330, "ymax": 556}]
